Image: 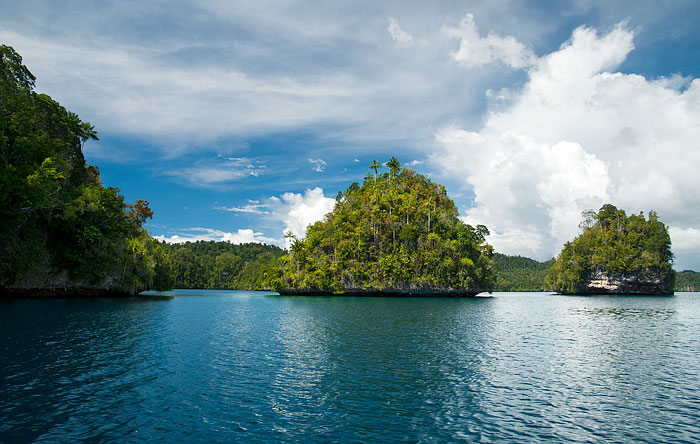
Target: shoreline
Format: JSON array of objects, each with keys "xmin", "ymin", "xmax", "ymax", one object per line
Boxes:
[
  {"xmin": 0, "ymin": 287, "xmax": 138, "ymax": 299},
  {"xmin": 275, "ymin": 288, "xmax": 484, "ymax": 297}
]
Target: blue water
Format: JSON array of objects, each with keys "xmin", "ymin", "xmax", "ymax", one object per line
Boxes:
[{"xmin": 1, "ymin": 291, "xmax": 699, "ymax": 443}]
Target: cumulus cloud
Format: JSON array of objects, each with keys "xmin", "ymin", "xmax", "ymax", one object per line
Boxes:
[
  {"xmin": 387, "ymin": 17, "xmax": 413, "ymax": 47},
  {"xmin": 444, "ymin": 13, "xmax": 535, "ymax": 69},
  {"xmin": 269, "ymin": 188, "xmax": 336, "ymax": 248},
  {"xmin": 210, "ymin": 187, "xmax": 335, "ymax": 249},
  {"xmin": 669, "ymin": 227, "xmax": 700, "ymax": 253},
  {"xmin": 435, "ymin": 23, "xmax": 700, "ymax": 266},
  {"xmin": 154, "ymin": 228, "xmax": 277, "ymax": 244}
]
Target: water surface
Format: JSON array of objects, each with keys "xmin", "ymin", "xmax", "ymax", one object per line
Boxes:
[{"xmin": 2, "ymin": 291, "xmax": 699, "ymax": 443}]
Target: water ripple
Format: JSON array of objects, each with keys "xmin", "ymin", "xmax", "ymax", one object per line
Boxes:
[{"xmin": 1, "ymin": 292, "xmax": 699, "ymax": 443}]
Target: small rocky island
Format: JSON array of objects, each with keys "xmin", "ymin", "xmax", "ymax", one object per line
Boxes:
[
  {"xmin": 546, "ymin": 204, "xmax": 675, "ymax": 295},
  {"xmin": 269, "ymin": 158, "xmax": 496, "ymax": 296}
]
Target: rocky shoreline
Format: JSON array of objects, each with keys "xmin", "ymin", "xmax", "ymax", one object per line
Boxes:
[
  {"xmin": 0, "ymin": 287, "xmax": 137, "ymax": 298},
  {"xmin": 569, "ymin": 268, "xmax": 674, "ymax": 295},
  {"xmin": 276, "ymin": 288, "xmax": 484, "ymax": 297}
]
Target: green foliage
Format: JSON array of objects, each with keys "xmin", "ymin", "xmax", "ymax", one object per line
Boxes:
[
  {"xmin": 162, "ymin": 241, "xmax": 284, "ymax": 290},
  {"xmin": 269, "ymin": 161, "xmax": 496, "ymax": 293},
  {"xmin": 675, "ymin": 271, "xmax": 700, "ymax": 292},
  {"xmin": 0, "ymin": 45, "xmax": 166, "ymax": 294},
  {"xmin": 493, "ymin": 253, "xmax": 554, "ymax": 291},
  {"xmin": 546, "ymin": 204, "xmax": 675, "ymax": 294}
]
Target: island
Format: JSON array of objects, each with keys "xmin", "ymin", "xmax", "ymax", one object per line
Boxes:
[
  {"xmin": 267, "ymin": 158, "xmax": 496, "ymax": 296},
  {"xmin": 0, "ymin": 45, "xmax": 172, "ymax": 297},
  {"xmin": 546, "ymin": 204, "xmax": 675, "ymax": 295}
]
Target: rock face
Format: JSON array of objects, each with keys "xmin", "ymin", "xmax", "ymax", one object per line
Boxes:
[
  {"xmin": 573, "ymin": 268, "xmax": 674, "ymax": 295},
  {"xmin": 1, "ymin": 268, "xmax": 140, "ymax": 298}
]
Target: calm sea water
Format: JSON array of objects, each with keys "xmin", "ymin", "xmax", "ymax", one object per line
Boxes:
[{"xmin": 1, "ymin": 291, "xmax": 699, "ymax": 443}]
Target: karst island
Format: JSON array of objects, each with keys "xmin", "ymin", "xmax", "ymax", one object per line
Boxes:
[
  {"xmin": 267, "ymin": 158, "xmax": 497, "ymax": 296},
  {"xmin": 546, "ymin": 204, "xmax": 675, "ymax": 295}
]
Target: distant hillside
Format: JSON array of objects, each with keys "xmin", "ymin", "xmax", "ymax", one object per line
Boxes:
[
  {"xmin": 163, "ymin": 241, "xmax": 284, "ymax": 290},
  {"xmin": 493, "ymin": 253, "xmax": 554, "ymax": 291},
  {"xmin": 675, "ymin": 271, "xmax": 700, "ymax": 292}
]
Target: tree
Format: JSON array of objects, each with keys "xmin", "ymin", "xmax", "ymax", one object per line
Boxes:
[
  {"xmin": 0, "ymin": 45, "xmax": 35, "ymax": 91},
  {"xmin": 369, "ymin": 159, "xmax": 382, "ymax": 179},
  {"xmin": 387, "ymin": 156, "xmax": 401, "ymax": 178},
  {"xmin": 0, "ymin": 45, "xmax": 166, "ymax": 294}
]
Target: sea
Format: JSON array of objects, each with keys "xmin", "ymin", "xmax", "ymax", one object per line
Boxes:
[{"xmin": 1, "ymin": 290, "xmax": 699, "ymax": 443}]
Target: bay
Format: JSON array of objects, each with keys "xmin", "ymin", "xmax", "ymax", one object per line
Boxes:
[{"xmin": 1, "ymin": 291, "xmax": 699, "ymax": 443}]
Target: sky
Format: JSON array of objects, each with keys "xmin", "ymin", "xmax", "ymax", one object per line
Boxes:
[{"xmin": 2, "ymin": 0, "xmax": 700, "ymax": 269}]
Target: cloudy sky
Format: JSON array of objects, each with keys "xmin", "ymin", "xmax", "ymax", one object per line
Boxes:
[{"xmin": 2, "ymin": 0, "xmax": 700, "ymax": 269}]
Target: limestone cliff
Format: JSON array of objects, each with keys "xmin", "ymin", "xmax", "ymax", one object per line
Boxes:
[{"xmin": 573, "ymin": 268, "xmax": 674, "ymax": 295}]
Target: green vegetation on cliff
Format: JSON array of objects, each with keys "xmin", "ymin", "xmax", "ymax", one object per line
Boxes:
[
  {"xmin": 546, "ymin": 204, "xmax": 674, "ymax": 294},
  {"xmin": 0, "ymin": 45, "xmax": 170, "ymax": 294},
  {"xmin": 268, "ymin": 158, "xmax": 496, "ymax": 294},
  {"xmin": 163, "ymin": 241, "xmax": 284, "ymax": 290}
]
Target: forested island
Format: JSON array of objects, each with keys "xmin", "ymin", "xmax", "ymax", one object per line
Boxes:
[
  {"xmin": 266, "ymin": 158, "xmax": 496, "ymax": 296},
  {"xmin": 546, "ymin": 204, "xmax": 675, "ymax": 295},
  {"xmin": 1, "ymin": 44, "xmax": 695, "ymax": 297},
  {"xmin": 0, "ymin": 45, "xmax": 171, "ymax": 296}
]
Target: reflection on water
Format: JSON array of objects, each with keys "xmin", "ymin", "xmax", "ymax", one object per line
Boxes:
[
  {"xmin": 570, "ymin": 307, "xmax": 675, "ymax": 320},
  {"xmin": 1, "ymin": 292, "xmax": 700, "ymax": 443}
]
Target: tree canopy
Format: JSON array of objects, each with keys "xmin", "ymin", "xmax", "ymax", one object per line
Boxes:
[
  {"xmin": 0, "ymin": 45, "xmax": 170, "ymax": 294},
  {"xmin": 163, "ymin": 241, "xmax": 284, "ymax": 290},
  {"xmin": 268, "ymin": 159, "xmax": 496, "ymax": 294},
  {"xmin": 546, "ymin": 204, "xmax": 674, "ymax": 294}
]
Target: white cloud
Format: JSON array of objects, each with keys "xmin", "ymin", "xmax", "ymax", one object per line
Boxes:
[
  {"xmin": 154, "ymin": 227, "xmax": 277, "ymax": 244},
  {"xmin": 163, "ymin": 157, "xmax": 264, "ymax": 188},
  {"xmin": 308, "ymin": 158, "xmax": 327, "ymax": 172},
  {"xmin": 0, "ymin": 9, "xmax": 537, "ymax": 151},
  {"xmin": 216, "ymin": 200, "xmax": 271, "ymax": 214},
  {"xmin": 269, "ymin": 188, "xmax": 336, "ymax": 248},
  {"xmin": 387, "ymin": 17, "xmax": 413, "ymax": 47},
  {"xmin": 435, "ymin": 22, "xmax": 700, "ymax": 264},
  {"xmin": 209, "ymin": 187, "xmax": 336, "ymax": 249},
  {"xmin": 669, "ymin": 227, "xmax": 700, "ymax": 253},
  {"xmin": 444, "ymin": 13, "xmax": 535, "ymax": 69}
]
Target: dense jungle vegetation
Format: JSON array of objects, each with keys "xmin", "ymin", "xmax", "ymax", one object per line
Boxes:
[
  {"xmin": 675, "ymin": 271, "xmax": 700, "ymax": 292},
  {"xmin": 492, "ymin": 253, "xmax": 554, "ymax": 291},
  {"xmin": 0, "ymin": 45, "xmax": 171, "ymax": 294},
  {"xmin": 163, "ymin": 241, "xmax": 284, "ymax": 290},
  {"xmin": 267, "ymin": 158, "xmax": 496, "ymax": 293},
  {"xmin": 546, "ymin": 204, "xmax": 675, "ymax": 294}
]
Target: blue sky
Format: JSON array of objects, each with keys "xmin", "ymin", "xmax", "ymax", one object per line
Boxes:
[{"xmin": 2, "ymin": 0, "xmax": 700, "ymax": 269}]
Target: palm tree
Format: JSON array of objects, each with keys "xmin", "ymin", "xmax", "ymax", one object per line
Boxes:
[
  {"xmin": 386, "ymin": 157, "xmax": 401, "ymax": 178},
  {"xmin": 67, "ymin": 111, "xmax": 99, "ymax": 149},
  {"xmin": 425, "ymin": 195, "xmax": 435, "ymax": 233},
  {"xmin": 285, "ymin": 230, "xmax": 303, "ymax": 275},
  {"xmin": 369, "ymin": 159, "xmax": 382, "ymax": 180}
]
